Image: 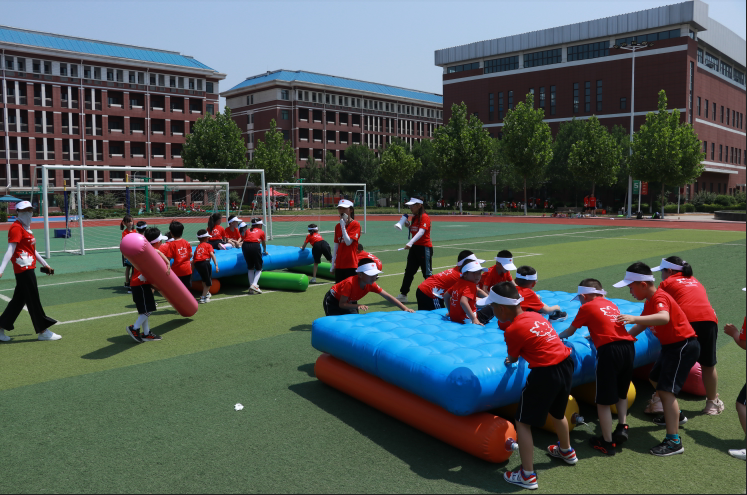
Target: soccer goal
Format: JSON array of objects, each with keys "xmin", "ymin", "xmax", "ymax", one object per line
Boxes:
[
  {"xmin": 264, "ymin": 182, "xmax": 367, "ymax": 240},
  {"xmin": 41, "ymin": 165, "xmax": 267, "ymax": 258}
]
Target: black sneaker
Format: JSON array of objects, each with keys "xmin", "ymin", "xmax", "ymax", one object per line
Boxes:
[
  {"xmin": 653, "ymin": 411, "xmax": 687, "ymax": 426},
  {"xmin": 126, "ymin": 325, "xmax": 143, "ymax": 343},
  {"xmin": 589, "ymin": 436, "xmax": 616, "ymax": 456},
  {"xmin": 612, "ymin": 424, "xmax": 629, "ymax": 444},
  {"xmin": 141, "ymin": 333, "xmax": 162, "ymax": 342},
  {"xmin": 650, "ymin": 438, "xmax": 684, "ymax": 456},
  {"xmin": 549, "ymin": 310, "xmax": 567, "ymax": 321}
]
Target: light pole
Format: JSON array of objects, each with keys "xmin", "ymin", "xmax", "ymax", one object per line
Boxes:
[{"xmin": 611, "ymin": 40, "xmax": 654, "ymax": 218}]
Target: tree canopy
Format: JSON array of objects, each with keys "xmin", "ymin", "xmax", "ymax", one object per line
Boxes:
[
  {"xmin": 379, "ymin": 143, "xmax": 421, "ymax": 211},
  {"xmin": 251, "ymin": 119, "xmax": 298, "ymax": 184},
  {"xmin": 568, "ymin": 115, "xmax": 622, "ymax": 197},
  {"xmin": 181, "ymin": 107, "xmax": 247, "ymax": 182},
  {"xmin": 340, "ymin": 144, "xmax": 379, "ymax": 188}
]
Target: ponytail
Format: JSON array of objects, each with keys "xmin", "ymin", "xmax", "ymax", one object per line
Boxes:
[
  {"xmin": 349, "ymin": 206, "xmax": 355, "ymax": 220},
  {"xmin": 665, "ymin": 256, "xmax": 693, "ymax": 278},
  {"xmin": 207, "ymin": 212, "xmax": 221, "ymax": 232},
  {"xmin": 120, "ymin": 214, "xmax": 133, "ymax": 231}
]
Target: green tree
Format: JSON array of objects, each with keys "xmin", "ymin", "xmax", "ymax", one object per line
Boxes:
[
  {"xmin": 568, "ymin": 116, "xmax": 622, "ymax": 199},
  {"xmin": 340, "ymin": 144, "xmax": 379, "ymax": 188},
  {"xmin": 433, "ymin": 102, "xmax": 493, "ymax": 213},
  {"xmin": 630, "ymin": 90, "xmax": 705, "ymax": 218},
  {"xmin": 548, "ymin": 118, "xmax": 585, "ymax": 201},
  {"xmin": 300, "ymin": 152, "xmax": 342, "ymax": 187},
  {"xmin": 500, "ymin": 93, "xmax": 554, "ymax": 215},
  {"xmin": 182, "ymin": 107, "xmax": 247, "ymax": 182},
  {"xmin": 251, "ymin": 119, "xmax": 298, "ymax": 183},
  {"xmin": 380, "ymin": 143, "xmax": 421, "ymax": 212},
  {"xmin": 405, "ymin": 139, "xmax": 442, "ymax": 201}
]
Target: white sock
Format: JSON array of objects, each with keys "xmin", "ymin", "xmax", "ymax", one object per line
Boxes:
[
  {"xmin": 134, "ymin": 314, "xmax": 148, "ymax": 330},
  {"xmin": 248, "ymin": 270, "xmax": 255, "ymax": 286},
  {"xmin": 253, "ymin": 270, "xmax": 262, "ymax": 286},
  {"xmin": 142, "ymin": 318, "xmax": 150, "ymax": 336}
]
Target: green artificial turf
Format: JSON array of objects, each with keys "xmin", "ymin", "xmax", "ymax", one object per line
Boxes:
[{"xmin": 0, "ymin": 221, "xmax": 744, "ymax": 493}]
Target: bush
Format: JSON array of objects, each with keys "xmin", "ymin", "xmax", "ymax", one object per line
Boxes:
[
  {"xmin": 734, "ymin": 190, "xmax": 746, "ymax": 204},
  {"xmin": 692, "ymin": 191, "xmax": 717, "ymax": 206},
  {"xmin": 664, "ymin": 204, "xmax": 678, "ymax": 213},
  {"xmin": 684, "ymin": 203, "xmax": 695, "ymax": 212},
  {"xmin": 714, "ymin": 194, "xmax": 735, "ymax": 206},
  {"xmin": 0, "ymin": 205, "xmax": 6, "ymax": 223}
]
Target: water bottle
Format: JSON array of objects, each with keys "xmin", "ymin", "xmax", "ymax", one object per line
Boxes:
[{"xmin": 505, "ymin": 438, "xmax": 519, "ymax": 452}]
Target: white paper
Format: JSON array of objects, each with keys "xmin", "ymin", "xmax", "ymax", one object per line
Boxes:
[{"xmin": 234, "ymin": 403, "xmax": 244, "ymax": 411}]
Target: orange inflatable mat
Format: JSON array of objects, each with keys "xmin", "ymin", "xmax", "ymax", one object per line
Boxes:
[{"xmin": 315, "ymin": 353, "xmax": 518, "ymax": 463}]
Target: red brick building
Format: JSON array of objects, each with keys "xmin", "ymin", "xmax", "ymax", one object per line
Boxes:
[
  {"xmin": 221, "ymin": 70, "xmax": 443, "ymax": 168},
  {"xmin": 434, "ymin": 0, "xmax": 745, "ymax": 198},
  {"xmin": 0, "ymin": 26, "xmax": 225, "ymax": 201}
]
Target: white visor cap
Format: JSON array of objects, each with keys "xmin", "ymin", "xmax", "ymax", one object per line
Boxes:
[
  {"xmin": 149, "ymin": 234, "xmax": 168, "ymax": 244},
  {"xmin": 337, "ymin": 199, "xmax": 354, "ymax": 208},
  {"xmin": 494, "ymin": 257, "xmax": 516, "ymax": 271},
  {"xmin": 197, "ymin": 232, "xmax": 211, "ymax": 238},
  {"xmin": 356, "ymin": 262, "xmax": 382, "ymax": 276},
  {"xmin": 404, "ymin": 198, "xmax": 423, "ymax": 206},
  {"xmin": 461, "ymin": 261, "xmax": 486, "ymax": 274},
  {"xmin": 457, "ymin": 254, "xmax": 485, "ymax": 267},
  {"xmin": 477, "ymin": 290, "xmax": 524, "ymax": 307},
  {"xmin": 15, "ymin": 201, "xmax": 33, "ymax": 211},
  {"xmin": 651, "ymin": 258, "xmax": 685, "ymax": 272},
  {"xmin": 613, "ymin": 271, "xmax": 656, "ymax": 288},
  {"xmin": 571, "ymin": 286, "xmax": 608, "ymax": 301},
  {"xmin": 228, "ymin": 216, "xmax": 242, "ymax": 224},
  {"xmin": 239, "ymin": 222, "xmax": 247, "ymax": 228}
]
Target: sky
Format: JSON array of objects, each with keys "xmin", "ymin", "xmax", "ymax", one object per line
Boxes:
[{"xmin": 1, "ymin": 0, "xmax": 745, "ymax": 108}]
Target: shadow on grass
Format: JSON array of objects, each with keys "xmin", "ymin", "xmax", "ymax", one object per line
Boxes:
[
  {"xmin": 80, "ymin": 318, "xmax": 192, "ymax": 360},
  {"xmin": 297, "ymin": 363, "xmax": 316, "ymax": 378},
  {"xmin": 289, "ymin": 324, "xmax": 312, "ymax": 332}
]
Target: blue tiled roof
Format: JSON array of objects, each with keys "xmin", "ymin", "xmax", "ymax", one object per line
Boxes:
[
  {"xmin": 0, "ymin": 26, "xmax": 216, "ymax": 71},
  {"xmin": 227, "ymin": 70, "xmax": 442, "ymax": 104}
]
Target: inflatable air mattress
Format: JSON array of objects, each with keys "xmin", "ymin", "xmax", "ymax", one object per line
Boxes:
[
  {"xmin": 288, "ymin": 262, "xmax": 336, "ymax": 280},
  {"xmin": 222, "ymin": 272, "xmax": 309, "ymax": 292},
  {"xmin": 191, "ymin": 245, "xmax": 313, "ymax": 281},
  {"xmin": 311, "ymin": 291, "xmax": 660, "ymax": 416}
]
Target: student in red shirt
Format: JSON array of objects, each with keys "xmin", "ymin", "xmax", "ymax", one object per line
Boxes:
[
  {"xmin": 356, "ymin": 244, "xmax": 382, "ymax": 271},
  {"xmin": 396, "ymin": 198, "xmax": 433, "ymax": 304},
  {"xmin": 224, "ymin": 216, "xmax": 243, "ymax": 248},
  {"xmin": 120, "ymin": 214, "xmax": 135, "ymax": 290},
  {"xmin": 484, "ymin": 282, "xmax": 576, "ymax": 490},
  {"xmin": 723, "ymin": 289, "xmax": 746, "ymax": 461},
  {"xmin": 331, "ymin": 199, "xmax": 361, "ymax": 284},
  {"xmin": 161, "ymin": 221, "xmax": 193, "ymax": 290},
  {"xmin": 192, "ymin": 229, "xmax": 219, "ymax": 304},
  {"xmin": 615, "ymin": 262, "xmax": 699, "ymax": 457},
  {"xmin": 0, "ymin": 201, "xmax": 59, "ymax": 342},
  {"xmin": 207, "ymin": 212, "xmax": 227, "ymax": 250},
  {"xmin": 126, "ymin": 228, "xmax": 171, "ymax": 343},
  {"xmin": 322, "ymin": 258, "xmax": 414, "ymax": 316},
  {"xmin": 652, "ymin": 256, "xmax": 722, "ymax": 415},
  {"xmin": 241, "ymin": 218, "xmax": 268, "ymax": 294},
  {"xmin": 514, "ymin": 266, "xmax": 565, "ymax": 318},
  {"xmin": 301, "ymin": 224, "xmax": 331, "ymax": 283},
  {"xmin": 416, "ymin": 251, "xmax": 480, "ymax": 311},
  {"xmin": 443, "ymin": 260, "xmax": 490, "ymax": 325},
  {"xmin": 557, "ymin": 279, "xmax": 636, "ymax": 456},
  {"xmin": 479, "ymin": 250, "xmax": 516, "ymax": 293}
]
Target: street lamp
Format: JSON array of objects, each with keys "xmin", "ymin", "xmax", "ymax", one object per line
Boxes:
[{"xmin": 611, "ymin": 40, "xmax": 654, "ymax": 218}]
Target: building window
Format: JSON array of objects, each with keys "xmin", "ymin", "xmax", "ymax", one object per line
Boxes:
[
  {"xmin": 688, "ymin": 62, "xmax": 694, "ymax": 123},
  {"xmin": 615, "ymin": 28, "xmax": 680, "ymax": 46},
  {"xmin": 447, "ymin": 62, "xmax": 480, "ymax": 74},
  {"xmin": 727, "ymin": 108, "xmax": 730, "ymax": 126},
  {"xmin": 567, "ymin": 41, "xmax": 609, "ymax": 62},
  {"xmin": 584, "ymin": 81, "xmax": 591, "ymax": 112},
  {"xmin": 705, "ymin": 99, "xmax": 709, "ymax": 118},
  {"xmin": 720, "ymin": 106, "xmax": 724, "ymax": 123},
  {"xmin": 107, "ymin": 69, "xmax": 114, "ymax": 81},
  {"xmin": 720, "ymin": 61, "xmax": 733, "ymax": 80},
  {"xmin": 733, "ymin": 68, "xmax": 745, "ymax": 86},
  {"xmin": 484, "ymin": 56, "xmax": 519, "ymax": 74},
  {"xmin": 704, "ymin": 52, "xmax": 719, "ymax": 70},
  {"xmin": 539, "ymin": 87, "xmax": 546, "ymax": 109},
  {"xmin": 620, "ymin": 97, "xmax": 627, "ymax": 110},
  {"xmin": 43, "ymin": 61, "xmax": 51, "ymax": 75},
  {"xmin": 498, "ymin": 92, "xmax": 504, "ymax": 119},
  {"xmin": 697, "ymin": 97, "xmax": 701, "ymax": 117},
  {"xmin": 207, "ymin": 104, "xmax": 214, "ymax": 115},
  {"xmin": 508, "ymin": 91, "xmax": 513, "ymax": 110},
  {"xmin": 703, "ymin": 141, "xmax": 707, "ymax": 156},
  {"xmin": 719, "ymin": 144, "xmax": 722, "ymax": 161},
  {"xmin": 524, "ymin": 48, "xmax": 562, "ymax": 68},
  {"xmin": 488, "ymin": 93, "xmax": 494, "ymax": 121},
  {"xmin": 550, "ymin": 86, "xmax": 556, "ymax": 115},
  {"xmin": 573, "ymin": 83, "xmax": 579, "ymax": 113},
  {"xmin": 280, "ymin": 90, "xmax": 289, "ymax": 101},
  {"xmin": 595, "ymin": 80, "xmax": 602, "ymax": 112},
  {"xmin": 206, "ymin": 82, "xmax": 214, "ymax": 93},
  {"xmin": 169, "ymin": 76, "xmax": 176, "ymax": 88},
  {"xmin": 59, "ymin": 63, "xmax": 67, "ymax": 76},
  {"xmin": 697, "ymin": 48, "xmax": 704, "ymax": 64},
  {"xmin": 94, "ymin": 67, "xmax": 101, "ymax": 80},
  {"xmin": 281, "ymin": 110, "xmax": 289, "ymax": 120},
  {"xmin": 711, "ymin": 143, "xmax": 714, "ymax": 160},
  {"xmin": 712, "ymin": 102, "xmax": 716, "ymax": 121}
]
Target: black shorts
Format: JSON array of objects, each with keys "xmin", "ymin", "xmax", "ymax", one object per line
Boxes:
[
  {"xmin": 334, "ymin": 267, "xmax": 357, "ymax": 284},
  {"xmin": 178, "ymin": 274, "xmax": 192, "ymax": 290},
  {"xmin": 242, "ymin": 242, "xmax": 264, "ymax": 271},
  {"xmin": 650, "ymin": 337, "xmax": 700, "ymax": 395},
  {"xmin": 738, "ymin": 384, "xmax": 746, "ymax": 406},
  {"xmin": 595, "ymin": 340, "xmax": 635, "ymax": 406},
  {"xmin": 122, "ymin": 255, "xmax": 132, "ymax": 267},
  {"xmin": 194, "ymin": 260, "xmax": 212, "ymax": 287},
  {"xmin": 323, "ymin": 290, "xmax": 354, "ymax": 316},
  {"xmin": 131, "ymin": 284, "xmax": 156, "ymax": 315},
  {"xmin": 312, "ymin": 240, "xmax": 332, "ymax": 264},
  {"xmin": 208, "ymin": 239, "xmax": 223, "ymax": 250},
  {"xmin": 476, "ymin": 305, "xmax": 495, "ymax": 325},
  {"xmin": 416, "ymin": 288, "xmax": 444, "ymax": 311},
  {"xmin": 691, "ymin": 320, "xmax": 718, "ymax": 367},
  {"xmin": 516, "ymin": 357, "xmax": 574, "ymax": 428}
]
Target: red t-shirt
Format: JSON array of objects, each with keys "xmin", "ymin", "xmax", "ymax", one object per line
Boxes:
[
  {"xmin": 330, "ymin": 275, "xmax": 382, "ymax": 303},
  {"xmin": 357, "ymin": 250, "xmax": 382, "ymax": 271},
  {"xmin": 334, "ymin": 220, "xmax": 361, "ymax": 270},
  {"xmin": 130, "ymin": 266, "xmax": 147, "ymax": 287},
  {"xmin": 505, "ymin": 311, "xmax": 571, "ymax": 368},
  {"xmin": 642, "ymin": 289, "xmax": 696, "ymax": 345},
  {"xmin": 590, "ymin": 196, "xmax": 597, "ymax": 208},
  {"xmin": 160, "ymin": 238, "xmax": 193, "ymax": 276},
  {"xmin": 305, "ymin": 232, "xmax": 324, "ymax": 246},
  {"xmin": 409, "ymin": 213, "xmax": 432, "ymax": 247},
  {"xmin": 481, "ymin": 266, "xmax": 513, "ymax": 290},
  {"xmin": 418, "ymin": 267, "xmax": 460, "ymax": 300},
  {"xmin": 209, "ymin": 225, "xmax": 226, "ymax": 241},
  {"xmin": 740, "ymin": 317, "xmax": 745, "ymax": 341},
  {"xmin": 517, "ymin": 286, "xmax": 545, "ymax": 311},
  {"xmin": 193, "ymin": 242, "xmax": 214, "ymax": 263},
  {"xmin": 7, "ymin": 221, "xmax": 37, "ymax": 274},
  {"xmin": 121, "ymin": 229, "xmax": 136, "ymax": 239},
  {"xmin": 571, "ymin": 297, "xmax": 636, "ymax": 348},
  {"xmin": 447, "ymin": 278, "xmax": 478, "ymax": 323},
  {"xmin": 659, "ymin": 273, "xmax": 717, "ymax": 324},
  {"xmin": 225, "ymin": 226, "xmax": 241, "ymax": 241},
  {"xmin": 243, "ymin": 228, "xmax": 266, "ymax": 244},
  {"xmin": 583, "ymin": 196, "xmax": 589, "ymax": 207}
]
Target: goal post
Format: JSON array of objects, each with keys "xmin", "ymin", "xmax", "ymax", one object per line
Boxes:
[
  {"xmin": 265, "ymin": 182, "xmax": 366, "ymax": 240},
  {"xmin": 41, "ymin": 165, "xmax": 267, "ymax": 258}
]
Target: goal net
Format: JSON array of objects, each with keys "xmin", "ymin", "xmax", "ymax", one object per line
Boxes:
[{"xmin": 264, "ymin": 182, "xmax": 368, "ymax": 240}]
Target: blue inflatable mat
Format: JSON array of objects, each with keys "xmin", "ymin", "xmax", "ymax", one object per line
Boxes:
[
  {"xmin": 311, "ymin": 291, "xmax": 661, "ymax": 416},
  {"xmin": 191, "ymin": 244, "xmax": 313, "ymax": 281}
]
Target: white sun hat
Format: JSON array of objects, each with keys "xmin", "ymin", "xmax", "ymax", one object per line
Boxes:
[
  {"xmin": 494, "ymin": 256, "xmax": 517, "ymax": 271},
  {"xmin": 197, "ymin": 232, "xmax": 211, "ymax": 238},
  {"xmin": 228, "ymin": 216, "xmax": 242, "ymax": 224},
  {"xmin": 356, "ymin": 262, "xmax": 382, "ymax": 276},
  {"xmin": 15, "ymin": 201, "xmax": 33, "ymax": 210},
  {"xmin": 651, "ymin": 258, "xmax": 685, "ymax": 272},
  {"xmin": 477, "ymin": 289, "xmax": 524, "ymax": 307},
  {"xmin": 149, "ymin": 234, "xmax": 168, "ymax": 244},
  {"xmin": 404, "ymin": 198, "xmax": 423, "ymax": 206},
  {"xmin": 461, "ymin": 260, "xmax": 487, "ymax": 274},
  {"xmin": 337, "ymin": 199, "xmax": 354, "ymax": 208},
  {"xmin": 613, "ymin": 271, "xmax": 655, "ymax": 288},
  {"xmin": 571, "ymin": 286, "xmax": 608, "ymax": 301},
  {"xmin": 458, "ymin": 254, "xmax": 485, "ymax": 267}
]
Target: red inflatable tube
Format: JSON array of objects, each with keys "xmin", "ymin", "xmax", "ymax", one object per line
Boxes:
[
  {"xmin": 633, "ymin": 362, "xmax": 706, "ymax": 396},
  {"xmin": 121, "ymin": 234, "xmax": 198, "ymax": 317},
  {"xmin": 315, "ymin": 353, "xmax": 518, "ymax": 463}
]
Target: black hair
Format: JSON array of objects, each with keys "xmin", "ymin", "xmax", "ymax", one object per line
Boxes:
[
  {"xmin": 308, "ymin": 223, "xmax": 318, "ymax": 229},
  {"xmin": 169, "ymin": 220, "xmax": 184, "ymax": 238},
  {"xmin": 120, "ymin": 214, "xmax": 133, "ymax": 231},
  {"xmin": 197, "ymin": 228, "xmax": 209, "ymax": 240},
  {"xmin": 135, "ymin": 221, "xmax": 147, "ymax": 232},
  {"xmin": 144, "ymin": 227, "xmax": 161, "ymax": 243},
  {"xmin": 357, "ymin": 243, "xmax": 364, "ymax": 252},
  {"xmin": 207, "ymin": 212, "xmax": 222, "ymax": 232},
  {"xmin": 411, "ymin": 198, "xmax": 426, "ymax": 217},
  {"xmin": 457, "ymin": 250, "xmax": 474, "ymax": 264},
  {"xmin": 358, "ymin": 257, "xmax": 374, "ymax": 268},
  {"xmin": 492, "ymin": 281, "xmax": 521, "ymax": 302},
  {"xmin": 579, "ymin": 278, "xmax": 604, "ymax": 290},
  {"xmin": 626, "ymin": 261, "xmax": 653, "ymax": 275},
  {"xmin": 515, "ymin": 265, "xmax": 537, "ymax": 287},
  {"xmin": 348, "ymin": 206, "xmax": 355, "ymax": 220},
  {"xmin": 664, "ymin": 256, "xmax": 693, "ymax": 278},
  {"xmin": 497, "ymin": 249, "xmax": 513, "ymax": 258},
  {"xmin": 250, "ymin": 217, "xmax": 262, "ymax": 232},
  {"xmin": 239, "ymin": 223, "xmax": 248, "ymax": 236}
]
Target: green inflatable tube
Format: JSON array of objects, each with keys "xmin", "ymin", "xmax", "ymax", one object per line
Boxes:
[
  {"xmin": 288, "ymin": 262, "xmax": 335, "ymax": 280},
  {"xmin": 222, "ymin": 271, "xmax": 309, "ymax": 292}
]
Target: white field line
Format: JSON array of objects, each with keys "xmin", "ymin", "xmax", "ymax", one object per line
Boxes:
[
  {"xmin": 0, "ymin": 276, "xmax": 123, "ymax": 292},
  {"xmin": 0, "ymin": 293, "xmax": 27, "ymax": 311},
  {"xmin": 559, "ymin": 235, "xmax": 745, "ymax": 246}
]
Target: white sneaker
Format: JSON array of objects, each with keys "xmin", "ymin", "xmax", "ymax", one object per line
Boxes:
[
  {"xmin": 0, "ymin": 329, "xmax": 11, "ymax": 342},
  {"xmin": 644, "ymin": 393, "xmax": 664, "ymax": 414},
  {"xmin": 199, "ymin": 296, "xmax": 208, "ymax": 304},
  {"xmin": 38, "ymin": 329, "xmax": 61, "ymax": 341},
  {"xmin": 702, "ymin": 395, "xmax": 725, "ymax": 415},
  {"xmin": 252, "ymin": 285, "xmax": 262, "ymax": 294},
  {"xmin": 396, "ymin": 293, "xmax": 408, "ymax": 303},
  {"xmin": 206, "ymin": 293, "xmax": 212, "ymax": 300},
  {"xmin": 728, "ymin": 449, "xmax": 746, "ymax": 460},
  {"xmin": 310, "ymin": 277, "xmax": 317, "ymax": 283}
]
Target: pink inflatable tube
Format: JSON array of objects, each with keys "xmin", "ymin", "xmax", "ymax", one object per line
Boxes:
[{"xmin": 120, "ymin": 234, "xmax": 198, "ymax": 317}]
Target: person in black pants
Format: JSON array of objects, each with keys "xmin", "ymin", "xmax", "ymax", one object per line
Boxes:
[{"xmin": 396, "ymin": 198, "xmax": 433, "ymax": 304}]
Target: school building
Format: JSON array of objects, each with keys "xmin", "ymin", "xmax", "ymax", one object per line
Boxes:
[
  {"xmin": 434, "ymin": 0, "xmax": 746, "ymax": 198},
  {"xmin": 0, "ymin": 25, "xmax": 225, "ymax": 199},
  {"xmin": 221, "ymin": 70, "xmax": 443, "ymax": 169}
]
